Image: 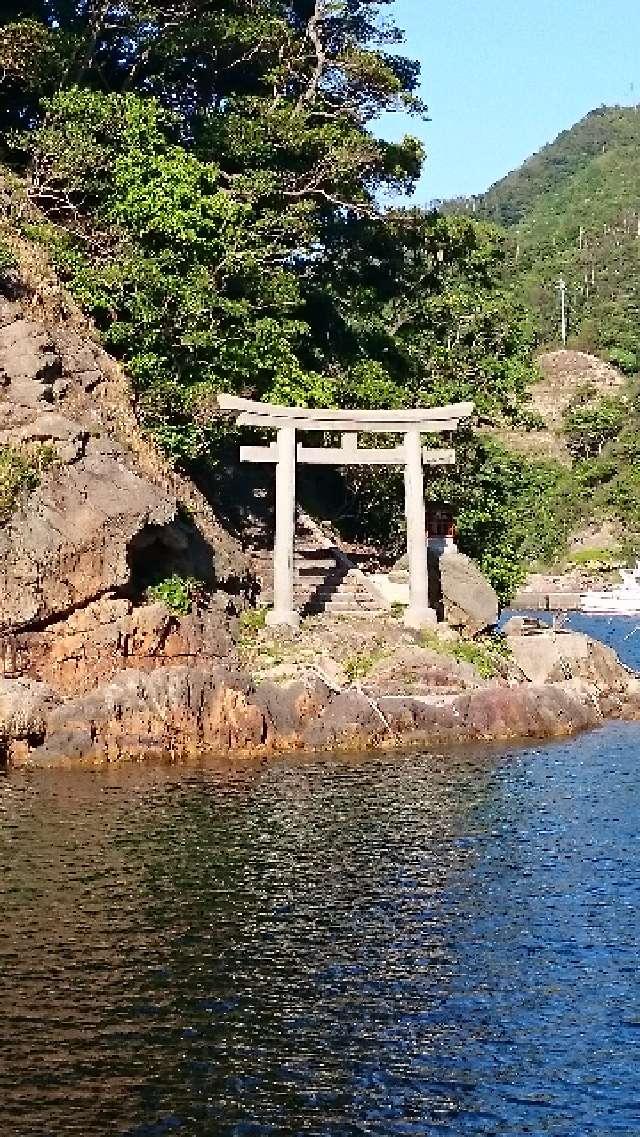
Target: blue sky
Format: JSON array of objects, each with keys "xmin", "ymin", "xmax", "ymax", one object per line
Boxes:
[{"xmin": 382, "ymin": 0, "xmax": 640, "ymax": 203}]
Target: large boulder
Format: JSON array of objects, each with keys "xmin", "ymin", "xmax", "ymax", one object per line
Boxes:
[
  {"xmin": 377, "ymin": 681, "xmax": 602, "ymax": 745},
  {"xmin": 0, "ymin": 677, "xmax": 61, "ymax": 762},
  {"xmin": 432, "ymin": 550, "xmax": 499, "ymax": 635},
  {"xmin": 506, "ymin": 626, "xmax": 632, "ymax": 695},
  {"xmin": 0, "ymin": 450, "xmax": 176, "ymax": 632}
]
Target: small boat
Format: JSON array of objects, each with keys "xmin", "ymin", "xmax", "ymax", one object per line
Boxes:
[{"xmin": 580, "ymin": 561, "xmax": 640, "ymax": 614}]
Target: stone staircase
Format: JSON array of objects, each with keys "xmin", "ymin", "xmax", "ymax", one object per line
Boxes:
[{"xmin": 294, "ymin": 515, "xmax": 389, "ymax": 617}]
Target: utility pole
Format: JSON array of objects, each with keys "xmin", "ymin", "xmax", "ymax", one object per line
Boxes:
[{"xmin": 556, "ymin": 278, "xmax": 567, "ymax": 346}]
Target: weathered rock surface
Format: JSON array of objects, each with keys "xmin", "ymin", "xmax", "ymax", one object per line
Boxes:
[
  {"xmin": 0, "ymin": 290, "xmax": 246, "ymax": 693},
  {"xmin": 0, "ymin": 677, "xmax": 60, "ymax": 763},
  {"xmin": 0, "ymin": 453, "xmax": 176, "ymax": 632},
  {"xmin": 7, "ymin": 596, "xmax": 236, "ymax": 696},
  {"xmin": 2, "ymin": 615, "xmax": 638, "ymax": 766},
  {"xmin": 378, "ymin": 680, "xmax": 603, "ymax": 746},
  {"xmin": 0, "ymin": 298, "xmax": 185, "ymax": 634},
  {"xmin": 364, "ymin": 645, "xmax": 480, "ymax": 696},
  {"xmin": 505, "ymin": 627, "xmax": 631, "ymax": 695},
  {"xmin": 4, "ymin": 653, "xmax": 635, "ymax": 768},
  {"xmin": 432, "ymin": 550, "xmax": 500, "ymax": 635}
]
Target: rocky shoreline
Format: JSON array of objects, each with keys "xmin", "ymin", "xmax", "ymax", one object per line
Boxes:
[
  {"xmin": 2, "ymin": 611, "xmax": 639, "ymax": 768},
  {"xmin": 1, "ymin": 279, "xmax": 639, "ymax": 770}
]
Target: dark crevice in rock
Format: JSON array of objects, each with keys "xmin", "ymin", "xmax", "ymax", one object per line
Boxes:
[
  {"xmin": 5, "ymin": 588, "xmax": 123, "ymax": 637},
  {"xmin": 126, "ymin": 520, "xmax": 213, "ymax": 597}
]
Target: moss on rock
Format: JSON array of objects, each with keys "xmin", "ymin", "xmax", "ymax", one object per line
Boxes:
[{"xmin": 0, "ymin": 444, "xmax": 53, "ymax": 524}]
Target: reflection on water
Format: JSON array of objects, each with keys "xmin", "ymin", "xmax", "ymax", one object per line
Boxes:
[{"xmin": 1, "ymin": 619, "xmax": 639, "ymax": 1136}]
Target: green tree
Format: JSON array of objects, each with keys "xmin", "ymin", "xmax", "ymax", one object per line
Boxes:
[
  {"xmin": 0, "ymin": 1, "xmax": 557, "ymax": 596},
  {"xmin": 564, "ymin": 396, "xmax": 628, "ymax": 460}
]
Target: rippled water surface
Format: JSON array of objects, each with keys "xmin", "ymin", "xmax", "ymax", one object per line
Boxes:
[{"xmin": 1, "ymin": 619, "xmax": 640, "ymax": 1136}]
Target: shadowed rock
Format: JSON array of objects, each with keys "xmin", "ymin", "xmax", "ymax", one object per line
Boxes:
[{"xmin": 434, "ymin": 550, "xmax": 499, "ymax": 635}]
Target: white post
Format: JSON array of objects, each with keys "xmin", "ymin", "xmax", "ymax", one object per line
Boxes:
[
  {"xmin": 557, "ymin": 278, "xmax": 567, "ymax": 346},
  {"xmin": 266, "ymin": 424, "xmax": 299, "ymax": 628},
  {"xmin": 403, "ymin": 429, "xmax": 436, "ymax": 630}
]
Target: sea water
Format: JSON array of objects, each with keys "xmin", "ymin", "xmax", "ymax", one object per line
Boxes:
[{"xmin": 0, "ymin": 617, "xmax": 639, "ymax": 1136}]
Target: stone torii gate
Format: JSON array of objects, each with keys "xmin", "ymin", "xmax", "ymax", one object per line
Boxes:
[{"xmin": 217, "ymin": 395, "xmax": 474, "ymax": 630}]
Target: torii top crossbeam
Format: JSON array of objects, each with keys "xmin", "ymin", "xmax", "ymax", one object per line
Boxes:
[
  {"xmin": 218, "ymin": 394, "xmax": 473, "ymax": 432},
  {"xmin": 217, "ymin": 393, "xmax": 474, "ymax": 630}
]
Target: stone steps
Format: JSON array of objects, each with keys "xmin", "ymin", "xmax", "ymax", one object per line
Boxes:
[
  {"xmin": 251, "ymin": 515, "xmax": 388, "ymax": 617},
  {"xmin": 293, "ymin": 530, "xmax": 386, "ymax": 615}
]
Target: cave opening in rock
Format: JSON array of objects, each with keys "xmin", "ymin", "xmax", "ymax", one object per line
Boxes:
[{"xmin": 126, "ymin": 516, "xmax": 215, "ymax": 601}]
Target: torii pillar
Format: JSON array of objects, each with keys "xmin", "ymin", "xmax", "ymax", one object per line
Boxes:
[
  {"xmin": 403, "ymin": 428, "xmax": 433, "ymax": 630},
  {"xmin": 267, "ymin": 424, "xmax": 299, "ymax": 628}
]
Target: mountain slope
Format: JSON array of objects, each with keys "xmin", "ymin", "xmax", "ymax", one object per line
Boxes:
[
  {"xmin": 446, "ymin": 108, "xmax": 640, "ymax": 568},
  {"xmin": 456, "ymin": 106, "xmax": 640, "ymax": 366}
]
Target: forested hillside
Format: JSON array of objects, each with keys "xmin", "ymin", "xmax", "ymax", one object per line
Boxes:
[
  {"xmin": 456, "ymin": 106, "xmax": 640, "ymax": 369},
  {"xmin": 445, "ymin": 106, "xmax": 640, "ymax": 573}
]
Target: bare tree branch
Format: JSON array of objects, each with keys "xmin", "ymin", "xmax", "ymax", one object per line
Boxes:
[{"xmin": 296, "ymin": 0, "xmax": 328, "ymax": 111}]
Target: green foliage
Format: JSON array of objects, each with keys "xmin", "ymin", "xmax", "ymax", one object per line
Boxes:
[
  {"xmin": 238, "ymin": 608, "xmax": 267, "ymax": 632},
  {"xmin": 568, "ymin": 548, "xmax": 624, "ymax": 569},
  {"xmin": 421, "ymin": 630, "xmax": 511, "ymax": 680},
  {"xmin": 0, "ymin": 443, "xmax": 52, "ymax": 522},
  {"xmin": 573, "ymin": 412, "xmax": 640, "ymax": 537},
  {"xmin": 563, "ymin": 395, "xmax": 628, "ymax": 460},
  {"xmin": 344, "ymin": 650, "xmax": 383, "ymax": 682},
  {"xmin": 0, "ymin": 15, "xmax": 70, "ymax": 132},
  {"xmin": 0, "ymin": 238, "xmax": 17, "ymax": 277},
  {"xmin": 146, "ymin": 573, "xmax": 200, "ymax": 615},
  {"xmin": 0, "ymin": 3, "xmax": 537, "ymax": 451},
  {"xmin": 460, "ymin": 106, "xmax": 640, "ymax": 364},
  {"xmin": 448, "ymin": 638, "xmax": 508, "ymax": 680},
  {"xmin": 607, "ymin": 348, "xmax": 638, "ymax": 375},
  {"xmin": 443, "ymin": 441, "xmax": 577, "ymax": 602},
  {"xmin": 20, "ymin": 87, "xmax": 535, "ymax": 464},
  {"xmin": 443, "ymin": 106, "xmax": 640, "ymax": 564}
]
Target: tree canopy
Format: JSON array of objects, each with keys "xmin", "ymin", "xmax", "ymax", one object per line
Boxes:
[
  {"xmin": 455, "ymin": 106, "xmax": 640, "ymax": 369},
  {"xmin": 0, "ymin": 1, "xmax": 547, "ymax": 597}
]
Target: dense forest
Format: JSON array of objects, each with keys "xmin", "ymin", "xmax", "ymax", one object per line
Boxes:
[
  {"xmin": 467, "ymin": 105, "xmax": 640, "ymax": 370},
  {"xmin": 2, "ymin": 5, "xmax": 637, "ymax": 600},
  {"xmin": 443, "ymin": 106, "xmax": 640, "ymax": 570}
]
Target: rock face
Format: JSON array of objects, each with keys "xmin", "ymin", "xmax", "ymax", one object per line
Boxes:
[
  {"xmin": 0, "ymin": 677, "xmax": 60, "ymax": 760},
  {"xmin": 364, "ymin": 645, "xmax": 479, "ymax": 696},
  {"xmin": 431, "ymin": 550, "xmax": 499, "ymax": 635},
  {"xmin": 505, "ymin": 626, "xmax": 633, "ymax": 694},
  {"xmin": 0, "ymin": 453, "xmax": 177, "ymax": 632},
  {"xmin": 8, "ymin": 596, "xmax": 236, "ymax": 697},
  {"xmin": 0, "ymin": 287, "xmax": 247, "ymax": 714},
  {"xmin": 2, "ymin": 663, "xmax": 631, "ymax": 768},
  {"xmin": 0, "ymin": 301, "xmax": 189, "ymax": 633}
]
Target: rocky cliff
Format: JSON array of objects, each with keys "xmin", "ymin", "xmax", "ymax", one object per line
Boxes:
[
  {"xmin": 0, "ymin": 270, "xmax": 639, "ymax": 769},
  {"xmin": 0, "ymin": 268, "xmax": 248, "ymax": 724}
]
